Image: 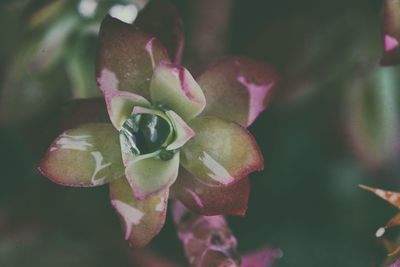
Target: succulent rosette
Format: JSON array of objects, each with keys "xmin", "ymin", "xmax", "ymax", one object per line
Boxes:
[{"xmin": 38, "ymin": 0, "xmax": 278, "ymax": 247}]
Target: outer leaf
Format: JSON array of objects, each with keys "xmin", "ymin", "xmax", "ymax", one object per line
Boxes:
[
  {"xmin": 104, "ymin": 90, "xmax": 150, "ymax": 130},
  {"xmin": 197, "ymin": 56, "xmax": 278, "ymax": 127},
  {"xmin": 381, "ymin": 0, "xmax": 400, "ymax": 65},
  {"xmin": 38, "ymin": 123, "xmax": 124, "ymax": 187},
  {"xmin": 359, "ymin": 185, "xmax": 400, "ymax": 209},
  {"xmin": 135, "ymin": 0, "xmax": 184, "ymax": 63},
  {"xmin": 171, "ymin": 168, "xmax": 249, "ymax": 216},
  {"xmin": 110, "ymin": 177, "xmax": 168, "ymax": 247},
  {"xmin": 96, "ymin": 16, "xmax": 169, "ymax": 99},
  {"xmin": 180, "ymin": 116, "xmax": 263, "ymax": 187},
  {"xmin": 125, "ymin": 152, "xmax": 180, "ymax": 200},
  {"xmin": 150, "ymin": 62, "xmax": 206, "ymax": 121}
]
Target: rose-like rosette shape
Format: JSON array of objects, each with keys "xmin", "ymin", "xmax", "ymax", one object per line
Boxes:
[{"xmin": 38, "ymin": 0, "xmax": 278, "ymax": 247}]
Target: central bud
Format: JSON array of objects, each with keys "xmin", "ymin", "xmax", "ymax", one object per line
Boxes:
[{"xmin": 120, "ymin": 113, "xmax": 173, "ymax": 157}]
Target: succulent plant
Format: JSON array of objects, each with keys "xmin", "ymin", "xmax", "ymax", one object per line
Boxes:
[{"xmin": 38, "ymin": 0, "xmax": 278, "ymax": 247}]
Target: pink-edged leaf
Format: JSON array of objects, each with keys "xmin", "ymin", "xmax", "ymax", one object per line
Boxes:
[
  {"xmin": 104, "ymin": 90, "xmax": 150, "ymax": 130},
  {"xmin": 150, "ymin": 62, "xmax": 206, "ymax": 121},
  {"xmin": 110, "ymin": 177, "xmax": 169, "ymax": 248},
  {"xmin": 180, "ymin": 116, "xmax": 263, "ymax": 187},
  {"xmin": 135, "ymin": 0, "xmax": 184, "ymax": 63},
  {"xmin": 172, "ymin": 202, "xmax": 240, "ymax": 266},
  {"xmin": 197, "ymin": 56, "xmax": 278, "ymax": 127},
  {"xmin": 171, "ymin": 168, "xmax": 249, "ymax": 216},
  {"xmin": 241, "ymin": 247, "xmax": 283, "ymax": 267},
  {"xmin": 390, "ymin": 258, "xmax": 400, "ymax": 267},
  {"xmin": 165, "ymin": 110, "xmax": 194, "ymax": 150},
  {"xmin": 96, "ymin": 16, "xmax": 169, "ymax": 99},
  {"xmin": 38, "ymin": 123, "xmax": 124, "ymax": 187},
  {"xmin": 381, "ymin": 0, "xmax": 400, "ymax": 65},
  {"xmin": 125, "ymin": 152, "xmax": 180, "ymax": 200}
]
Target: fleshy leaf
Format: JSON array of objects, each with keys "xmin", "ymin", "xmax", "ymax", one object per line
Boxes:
[
  {"xmin": 125, "ymin": 151, "xmax": 180, "ymax": 200},
  {"xmin": 180, "ymin": 116, "xmax": 263, "ymax": 187},
  {"xmin": 96, "ymin": 16, "xmax": 169, "ymax": 99},
  {"xmin": 171, "ymin": 168, "xmax": 249, "ymax": 216},
  {"xmin": 165, "ymin": 110, "xmax": 195, "ymax": 150},
  {"xmin": 104, "ymin": 90, "xmax": 150, "ymax": 130},
  {"xmin": 150, "ymin": 62, "xmax": 206, "ymax": 121},
  {"xmin": 38, "ymin": 123, "xmax": 124, "ymax": 187},
  {"xmin": 135, "ymin": 0, "xmax": 184, "ymax": 63},
  {"xmin": 381, "ymin": 0, "xmax": 400, "ymax": 65},
  {"xmin": 197, "ymin": 56, "xmax": 278, "ymax": 127},
  {"xmin": 172, "ymin": 202, "xmax": 240, "ymax": 267},
  {"xmin": 109, "ymin": 177, "xmax": 168, "ymax": 247}
]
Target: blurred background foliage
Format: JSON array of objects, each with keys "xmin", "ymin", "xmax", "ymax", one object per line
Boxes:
[{"xmin": 1, "ymin": 0, "xmax": 400, "ymax": 266}]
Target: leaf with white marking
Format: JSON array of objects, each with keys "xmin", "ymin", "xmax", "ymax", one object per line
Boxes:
[
  {"xmin": 96, "ymin": 16, "xmax": 169, "ymax": 99},
  {"xmin": 360, "ymin": 185, "xmax": 400, "ymax": 208},
  {"xmin": 38, "ymin": 123, "xmax": 124, "ymax": 187},
  {"xmin": 381, "ymin": 0, "xmax": 400, "ymax": 65},
  {"xmin": 109, "ymin": 177, "xmax": 169, "ymax": 247},
  {"xmin": 150, "ymin": 62, "xmax": 206, "ymax": 121},
  {"xmin": 197, "ymin": 56, "xmax": 278, "ymax": 127},
  {"xmin": 135, "ymin": 0, "xmax": 184, "ymax": 63},
  {"xmin": 125, "ymin": 152, "xmax": 180, "ymax": 200},
  {"xmin": 171, "ymin": 168, "xmax": 250, "ymax": 216},
  {"xmin": 180, "ymin": 116, "xmax": 263, "ymax": 187}
]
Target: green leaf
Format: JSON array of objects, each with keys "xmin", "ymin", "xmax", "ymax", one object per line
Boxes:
[
  {"xmin": 38, "ymin": 123, "xmax": 124, "ymax": 187},
  {"xmin": 110, "ymin": 177, "xmax": 168, "ymax": 247},
  {"xmin": 125, "ymin": 151, "xmax": 180, "ymax": 200},
  {"xmin": 180, "ymin": 117, "xmax": 263, "ymax": 187},
  {"xmin": 96, "ymin": 16, "xmax": 169, "ymax": 99},
  {"xmin": 150, "ymin": 62, "xmax": 206, "ymax": 121},
  {"xmin": 197, "ymin": 56, "xmax": 278, "ymax": 127},
  {"xmin": 104, "ymin": 90, "xmax": 150, "ymax": 130},
  {"xmin": 165, "ymin": 110, "xmax": 194, "ymax": 150}
]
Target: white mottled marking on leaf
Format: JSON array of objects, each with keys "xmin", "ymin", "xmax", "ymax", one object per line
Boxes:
[
  {"xmin": 145, "ymin": 37, "xmax": 156, "ymax": 69},
  {"xmin": 111, "ymin": 200, "xmax": 144, "ymax": 240},
  {"xmin": 198, "ymin": 152, "xmax": 234, "ymax": 185},
  {"xmin": 97, "ymin": 68, "xmax": 119, "ymax": 91},
  {"xmin": 184, "ymin": 188, "xmax": 204, "ymax": 208},
  {"xmin": 376, "ymin": 227, "xmax": 385, "ymax": 237},
  {"xmin": 237, "ymin": 74, "xmax": 274, "ymax": 126},
  {"xmin": 390, "ymin": 194, "xmax": 399, "ymax": 202},
  {"xmin": 51, "ymin": 134, "xmax": 93, "ymax": 151},
  {"xmin": 90, "ymin": 151, "xmax": 111, "ymax": 184},
  {"xmin": 375, "ymin": 189, "xmax": 386, "ymax": 198}
]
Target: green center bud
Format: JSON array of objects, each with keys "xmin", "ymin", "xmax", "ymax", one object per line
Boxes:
[{"xmin": 120, "ymin": 112, "xmax": 175, "ymax": 160}]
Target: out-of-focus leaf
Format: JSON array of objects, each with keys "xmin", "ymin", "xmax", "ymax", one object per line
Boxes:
[
  {"xmin": 381, "ymin": 0, "xmax": 400, "ymax": 65},
  {"xmin": 197, "ymin": 56, "xmax": 278, "ymax": 127},
  {"xmin": 172, "ymin": 201, "xmax": 240, "ymax": 267},
  {"xmin": 135, "ymin": 0, "xmax": 184, "ymax": 63}
]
